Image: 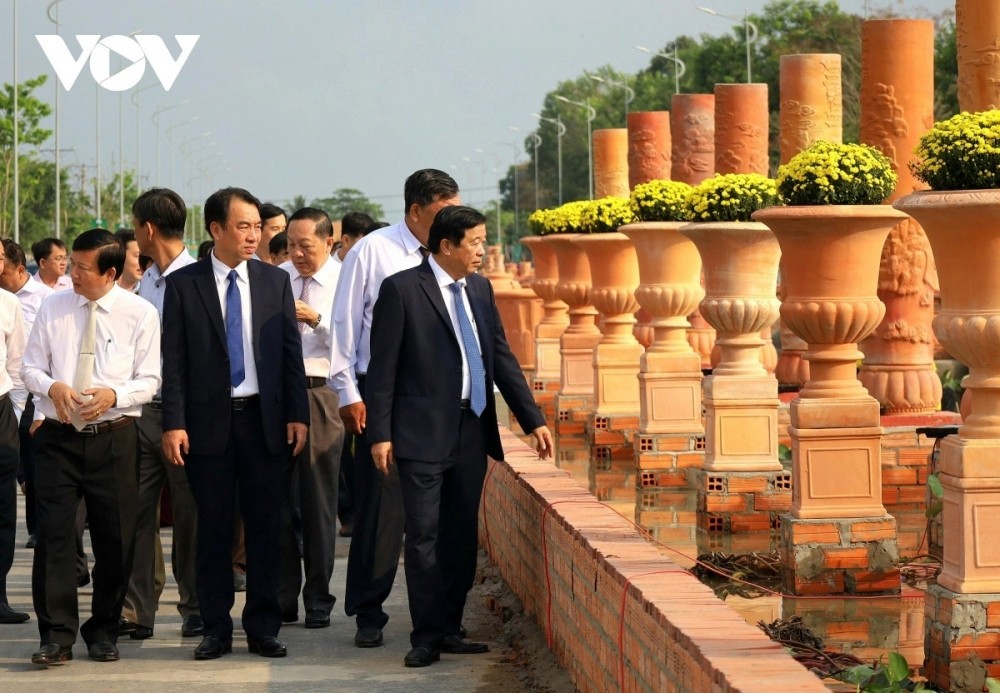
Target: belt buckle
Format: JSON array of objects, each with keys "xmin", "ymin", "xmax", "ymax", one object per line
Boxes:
[{"xmin": 77, "ymin": 424, "xmax": 98, "ymax": 437}]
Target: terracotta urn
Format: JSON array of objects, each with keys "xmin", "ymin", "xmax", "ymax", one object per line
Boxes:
[
  {"xmin": 754, "ymin": 204, "xmax": 907, "ymax": 519},
  {"xmin": 687, "ymin": 309, "xmax": 716, "ymax": 369},
  {"xmin": 894, "ymin": 189, "xmax": 1000, "ymax": 593},
  {"xmin": 541, "ymin": 234, "xmax": 601, "ymax": 400},
  {"xmin": 520, "ymin": 236, "xmax": 569, "ymax": 381},
  {"xmin": 593, "ymin": 129, "xmax": 630, "ymax": 199},
  {"xmin": 572, "ymin": 232, "xmax": 642, "ymax": 415},
  {"xmin": 621, "ymin": 222, "xmax": 705, "ymax": 433}
]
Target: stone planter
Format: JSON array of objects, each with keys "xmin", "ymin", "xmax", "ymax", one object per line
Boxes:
[
  {"xmin": 680, "ymin": 221, "xmax": 782, "ymax": 472},
  {"xmin": 572, "ymin": 232, "xmax": 642, "ymax": 416},
  {"xmin": 521, "ymin": 236, "xmax": 569, "ymax": 381},
  {"xmin": 894, "ymin": 189, "xmax": 1000, "ymax": 593},
  {"xmin": 620, "ymin": 222, "xmax": 704, "ymax": 434}
]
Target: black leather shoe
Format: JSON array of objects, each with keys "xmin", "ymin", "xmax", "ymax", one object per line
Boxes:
[
  {"xmin": 404, "ymin": 645, "xmax": 440, "ymax": 668},
  {"xmin": 233, "ymin": 571, "xmax": 246, "ymax": 592},
  {"xmin": 31, "ymin": 643, "xmax": 72, "ymax": 666},
  {"xmin": 25, "ymin": 534, "xmax": 36, "ymax": 549},
  {"xmin": 281, "ymin": 611, "xmax": 298, "ymax": 624},
  {"xmin": 77, "ymin": 573, "xmax": 90, "ymax": 588},
  {"xmin": 87, "ymin": 641, "xmax": 119, "ymax": 662},
  {"xmin": 181, "ymin": 615, "xmax": 204, "ymax": 637},
  {"xmin": 304, "ymin": 609, "xmax": 330, "ymax": 629},
  {"xmin": 440, "ymin": 635, "xmax": 489, "ymax": 654},
  {"xmin": 247, "ymin": 636, "xmax": 286, "ymax": 657},
  {"xmin": 354, "ymin": 626, "xmax": 383, "ymax": 648},
  {"xmin": 118, "ymin": 618, "xmax": 152, "ymax": 639},
  {"xmin": 194, "ymin": 635, "xmax": 232, "ymax": 660},
  {"xmin": 460, "ymin": 624, "xmax": 468, "ymax": 639},
  {"xmin": 0, "ymin": 602, "xmax": 30, "ymax": 624}
]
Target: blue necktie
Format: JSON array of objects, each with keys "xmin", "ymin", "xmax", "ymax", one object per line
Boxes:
[
  {"xmin": 226, "ymin": 269, "xmax": 245, "ymax": 387},
  {"xmin": 450, "ymin": 281, "xmax": 486, "ymax": 416}
]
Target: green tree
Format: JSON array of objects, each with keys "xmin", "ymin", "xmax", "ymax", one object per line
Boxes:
[
  {"xmin": 0, "ymin": 75, "xmax": 53, "ymax": 238},
  {"xmin": 309, "ymin": 188, "xmax": 384, "ymax": 220}
]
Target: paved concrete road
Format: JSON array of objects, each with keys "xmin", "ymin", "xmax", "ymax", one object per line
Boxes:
[{"xmin": 0, "ymin": 495, "xmax": 524, "ymax": 692}]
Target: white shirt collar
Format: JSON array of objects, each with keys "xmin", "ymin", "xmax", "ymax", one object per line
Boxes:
[
  {"xmin": 145, "ymin": 247, "xmax": 196, "ymax": 284},
  {"xmin": 428, "ymin": 255, "xmax": 464, "ymax": 290},
  {"xmin": 210, "ymin": 250, "xmax": 248, "ymax": 284},
  {"xmin": 79, "ymin": 283, "xmax": 123, "ymax": 313},
  {"xmin": 281, "ymin": 254, "xmax": 336, "ymax": 287},
  {"xmin": 397, "ymin": 221, "xmax": 425, "ymax": 257}
]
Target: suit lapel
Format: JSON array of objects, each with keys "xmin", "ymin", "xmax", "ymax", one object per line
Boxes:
[
  {"xmin": 418, "ymin": 262, "xmax": 458, "ymax": 341},
  {"xmin": 194, "ymin": 260, "xmax": 227, "ymax": 349},
  {"xmin": 247, "ymin": 260, "xmax": 264, "ymax": 362}
]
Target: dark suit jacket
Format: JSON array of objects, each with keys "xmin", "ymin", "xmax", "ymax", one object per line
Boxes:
[
  {"xmin": 161, "ymin": 257, "xmax": 310, "ymax": 457},
  {"xmin": 366, "ymin": 259, "xmax": 544, "ymax": 463}
]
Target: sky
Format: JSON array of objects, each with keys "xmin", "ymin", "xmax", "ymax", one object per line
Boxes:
[{"xmin": 3, "ymin": 0, "xmax": 955, "ymax": 222}]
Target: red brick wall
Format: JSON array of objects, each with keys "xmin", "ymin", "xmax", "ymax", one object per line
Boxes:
[{"xmin": 481, "ymin": 428, "xmax": 829, "ymax": 692}]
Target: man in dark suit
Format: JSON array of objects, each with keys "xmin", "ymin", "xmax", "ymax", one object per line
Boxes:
[
  {"xmin": 160, "ymin": 187, "xmax": 309, "ymax": 661},
  {"xmin": 366, "ymin": 206, "xmax": 553, "ymax": 668}
]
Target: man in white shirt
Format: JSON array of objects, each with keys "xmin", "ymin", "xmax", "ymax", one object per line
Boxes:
[
  {"xmin": 0, "ymin": 244, "xmax": 28, "ymax": 626},
  {"xmin": 329, "ymin": 168, "xmax": 460, "ymax": 647},
  {"xmin": 30, "ymin": 238, "xmax": 72, "ymax": 292},
  {"xmin": 278, "ymin": 207, "xmax": 344, "ymax": 629},
  {"xmin": 24, "ymin": 229, "xmax": 161, "ymax": 666},
  {"xmin": 256, "ymin": 203, "xmax": 287, "ymax": 265},
  {"xmin": 119, "ymin": 188, "xmax": 202, "ymax": 643}
]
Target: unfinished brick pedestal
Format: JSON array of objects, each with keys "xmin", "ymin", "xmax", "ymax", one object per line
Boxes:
[
  {"xmin": 681, "ymin": 221, "xmax": 785, "ymax": 532},
  {"xmin": 925, "ymin": 585, "xmax": 1000, "ymax": 693},
  {"xmin": 755, "ymin": 205, "xmax": 907, "ymax": 596}
]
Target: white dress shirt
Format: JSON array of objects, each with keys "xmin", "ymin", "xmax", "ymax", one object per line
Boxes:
[
  {"xmin": 329, "ymin": 221, "xmax": 425, "ymax": 406},
  {"xmin": 139, "ymin": 248, "xmax": 197, "ymax": 318},
  {"xmin": 32, "ymin": 272, "xmax": 73, "ymax": 292},
  {"xmin": 280, "ymin": 255, "xmax": 341, "ymax": 379},
  {"xmin": 23, "ymin": 285, "xmax": 161, "ymax": 422},
  {"xmin": 428, "ymin": 256, "xmax": 481, "ymax": 401},
  {"xmin": 0, "ymin": 290, "xmax": 27, "ymax": 418},
  {"xmin": 13, "ymin": 275, "xmax": 53, "ymax": 339},
  {"xmin": 210, "ymin": 251, "xmax": 260, "ymax": 398}
]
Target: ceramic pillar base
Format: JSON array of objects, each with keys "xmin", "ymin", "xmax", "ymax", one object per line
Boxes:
[
  {"xmin": 780, "ymin": 515, "xmax": 900, "ymax": 596},
  {"xmin": 588, "ymin": 413, "xmax": 639, "ymax": 501},
  {"xmin": 938, "ymin": 435, "xmax": 1000, "ymax": 594},
  {"xmin": 555, "ymin": 394, "xmax": 593, "ymax": 438},
  {"xmin": 559, "ymin": 331, "xmax": 601, "ymax": 398},
  {"xmin": 534, "ymin": 333, "xmax": 563, "ymax": 382},
  {"xmin": 702, "ymin": 375, "xmax": 782, "ymax": 472},
  {"xmin": 638, "ymin": 350, "xmax": 704, "ymax": 435},
  {"xmin": 634, "ymin": 432, "xmax": 706, "ymax": 490},
  {"xmin": 592, "ymin": 341, "xmax": 644, "ymax": 417},
  {"xmin": 924, "ymin": 584, "xmax": 1000, "ymax": 693},
  {"xmin": 693, "ymin": 468, "xmax": 792, "ymax": 533},
  {"xmin": 530, "ymin": 378, "xmax": 560, "ymax": 431}
]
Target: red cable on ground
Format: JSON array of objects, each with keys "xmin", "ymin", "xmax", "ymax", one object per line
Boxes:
[{"xmin": 480, "ymin": 459, "xmax": 500, "ymax": 560}]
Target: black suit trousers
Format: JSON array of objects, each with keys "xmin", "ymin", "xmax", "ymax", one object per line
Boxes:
[
  {"xmin": 184, "ymin": 400, "xmax": 285, "ymax": 642},
  {"xmin": 31, "ymin": 419, "xmax": 138, "ymax": 647},
  {"xmin": 0, "ymin": 396, "xmax": 20, "ymax": 600},
  {"xmin": 397, "ymin": 408, "xmax": 486, "ymax": 648}
]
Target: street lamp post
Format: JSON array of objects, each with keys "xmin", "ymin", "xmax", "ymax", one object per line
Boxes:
[
  {"xmin": 510, "ymin": 126, "xmax": 542, "ymax": 211},
  {"xmin": 130, "ymin": 83, "xmax": 157, "ymax": 193},
  {"xmin": 588, "ymin": 74, "xmax": 635, "ymax": 124},
  {"xmin": 697, "ymin": 6, "xmax": 759, "ymax": 83},
  {"xmin": 497, "ymin": 140, "xmax": 520, "ymax": 240},
  {"xmin": 151, "ymin": 101, "xmax": 190, "ymax": 186},
  {"xmin": 635, "ymin": 44, "xmax": 687, "ymax": 95},
  {"xmin": 12, "ymin": 0, "xmax": 19, "ymax": 242},
  {"xmin": 554, "ymin": 95, "xmax": 597, "ymax": 200},
  {"xmin": 476, "ymin": 148, "xmax": 502, "ymax": 245},
  {"xmin": 166, "ymin": 116, "xmax": 200, "ymax": 188},
  {"xmin": 531, "ymin": 113, "xmax": 566, "ymax": 206},
  {"xmin": 46, "ymin": 0, "xmax": 65, "ymax": 237}
]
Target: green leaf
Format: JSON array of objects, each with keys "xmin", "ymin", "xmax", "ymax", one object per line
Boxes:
[
  {"xmin": 886, "ymin": 652, "xmax": 909, "ymax": 684},
  {"xmin": 928, "ymin": 473, "xmax": 944, "ymax": 498},
  {"xmin": 841, "ymin": 664, "xmax": 876, "ymax": 685},
  {"xmin": 925, "ymin": 499, "xmax": 944, "ymax": 519},
  {"xmin": 985, "ymin": 677, "xmax": 1000, "ymax": 693}
]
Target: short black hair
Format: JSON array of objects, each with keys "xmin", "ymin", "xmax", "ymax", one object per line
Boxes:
[
  {"xmin": 132, "ymin": 187, "xmax": 186, "ymax": 239},
  {"xmin": 204, "ymin": 187, "xmax": 261, "ymax": 232},
  {"xmin": 197, "ymin": 240, "xmax": 215, "ymax": 261},
  {"xmin": 366, "ymin": 220, "xmax": 389, "ymax": 233},
  {"xmin": 428, "ymin": 206, "xmax": 486, "ymax": 254},
  {"xmin": 30, "ymin": 238, "xmax": 67, "ymax": 264},
  {"xmin": 115, "ymin": 229, "xmax": 136, "ymax": 246},
  {"xmin": 288, "ymin": 207, "xmax": 333, "ymax": 238},
  {"xmin": 260, "ymin": 203, "xmax": 286, "ymax": 224},
  {"xmin": 72, "ymin": 228, "xmax": 125, "ymax": 279},
  {"xmin": 268, "ymin": 231, "xmax": 288, "ymax": 256},
  {"xmin": 404, "ymin": 169, "xmax": 459, "ymax": 211},
  {"xmin": 2, "ymin": 239, "xmax": 26, "ymax": 269},
  {"xmin": 341, "ymin": 211, "xmax": 375, "ymax": 240}
]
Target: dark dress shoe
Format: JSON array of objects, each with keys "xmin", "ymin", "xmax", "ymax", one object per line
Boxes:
[
  {"xmin": 338, "ymin": 523, "xmax": 352, "ymax": 537},
  {"xmin": 0, "ymin": 602, "xmax": 30, "ymax": 623},
  {"xmin": 181, "ymin": 615, "xmax": 204, "ymax": 637},
  {"xmin": 354, "ymin": 625, "xmax": 383, "ymax": 648},
  {"xmin": 77, "ymin": 573, "xmax": 90, "ymax": 588},
  {"xmin": 87, "ymin": 641, "xmax": 120, "ymax": 662},
  {"xmin": 233, "ymin": 571, "xmax": 246, "ymax": 592},
  {"xmin": 194, "ymin": 635, "xmax": 232, "ymax": 660},
  {"xmin": 118, "ymin": 618, "xmax": 152, "ymax": 639},
  {"xmin": 440, "ymin": 635, "xmax": 489, "ymax": 654},
  {"xmin": 247, "ymin": 636, "xmax": 286, "ymax": 657},
  {"xmin": 25, "ymin": 534, "xmax": 36, "ymax": 548},
  {"xmin": 304, "ymin": 609, "xmax": 330, "ymax": 629},
  {"xmin": 404, "ymin": 645, "xmax": 440, "ymax": 668},
  {"xmin": 31, "ymin": 643, "xmax": 72, "ymax": 666},
  {"xmin": 281, "ymin": 611, "xmax": 298, "ymax": 624}
]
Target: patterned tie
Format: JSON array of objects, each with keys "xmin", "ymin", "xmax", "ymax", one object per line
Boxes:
[
  {"xmin": 449, "ymin": 281, "xmax": 486, "ymax": 416},
  {"xmin": 70, "ymin": 300, "xmax": 98, "ymax": 430},
  {"xmin": 419, "ymin": 246, "xmax": 430, "ymax": 259},
  {"xmin": 298, "ymin": 276, "xmax": 313, "ymax": 335},
  {"xmin": 226, "ymin": 270, "xmax": 245, "ymax": 387}
]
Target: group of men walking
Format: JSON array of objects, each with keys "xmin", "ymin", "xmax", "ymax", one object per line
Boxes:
[{"xmin": 0, "ymin": 168, "xmax": 552, "ymax": 669}]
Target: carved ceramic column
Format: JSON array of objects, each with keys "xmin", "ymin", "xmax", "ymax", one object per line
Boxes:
[
  {"xmin": 858, "ymin": 19, "xmax": 941, "ymax": 414},
  {"xmin": 593, "ymin": 128, "xmax": 629, "ymax": 199},
  {"xmin": 670, "ymin": 94, "xmax": 715, "ymax": 186},
  {"xmin": 485, "ymin": 246, "xmax": 542, "ymax": 377},
  {"xmin": 957, "ymin": 0, "xmax": 1000, "ymax": 111},
  {"xmin": 777, "ymin": 54, "xmax": 844, "ymax": 388},
  {"xmin": 520, "ymin": 236, "xmax": 569, "ymax": 382},
  {"xmin": 714, "ymin": 83, "xmax": 770, "ymax": 176},
  {"xmin": 627, "ymin": 111, "xmax": 671, "ymax": 189}
]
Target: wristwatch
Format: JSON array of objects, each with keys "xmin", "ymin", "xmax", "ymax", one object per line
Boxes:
[{"xmin": 309, "ymin": 314, "xmax": 321, "ymax": 330}]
